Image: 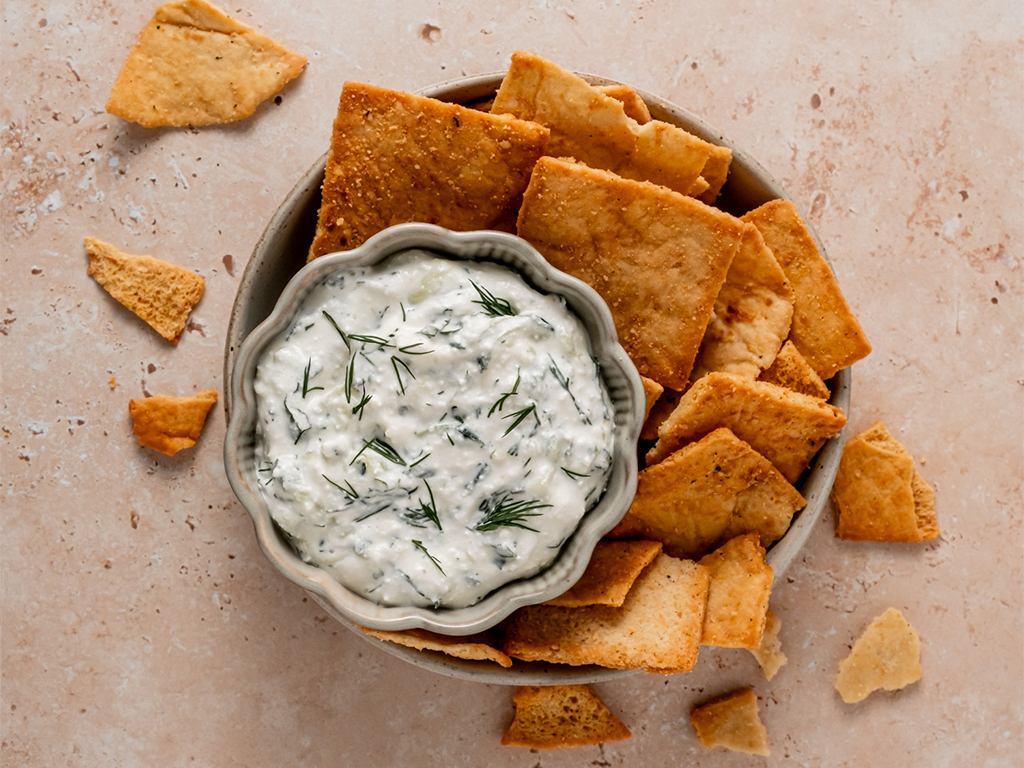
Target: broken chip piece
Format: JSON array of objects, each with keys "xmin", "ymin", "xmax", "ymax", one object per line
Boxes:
[
  {"xmin": 85, "ymin": 237, "xmax": 204, "ymax": 344},
  {"xmin": 501, "ymin": 684, "xmax": 631, "ymax": 748},
  {"xmin": 129, "ymin": 389, "xmax": 217, "ymax": 456},
  {"xmin": 834, "ymin": 608, "xmax": 922, "ymax": 703},
  {"xmin": 759, "ymin": 339, "xmax": 831, "ymax": 400},
  {"xmin": 640, "ymin": 376, "xmax": 664, "ymax": 424},
  {"xmin": 358, "ymin": 626, "xmax": 512, "ymax": 668},
  {"xmin": 698, "ymin": 533, "xmax": 773, "ymax": 649},
  {"xmin": 543, "ymin": 540, "xmax": 662, "ymax": 608},
  {"xmin": 308, "ymin": 82, "xmax": 549, "ymax": 259},
  {"xmin": 596, "ymin": 83, "xmax": 652, "ymax": 124},
  {"xmin": 748, "ymin": 610, "xmax": 788, "ymax": 680},
  {"xmin": 106, "ymin": 0, "xmax": 306, "ymax": 127},
  {"xmin": 690, "ymin": 688, "xmax": 770, "ymax": 756},
  {"xmin": 832, "ymin": 421, "xmax": 939, "ymax": 542}
]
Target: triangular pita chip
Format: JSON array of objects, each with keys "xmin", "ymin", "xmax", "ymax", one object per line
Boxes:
[
  {"xmin": 309, "ymin": 82, "xmax": 549, "ymax": 259},
  {"xmin": 129, "ymin": 390, "xmax": 217, "ymax": 456},
  {"xmin": 544, "ymin": 540, "xmax": 662, "ymax": 608},
  {"xmin": 501, "ymin": 685, "xmax": 631, "ymax": 748},
  {"xmin": 106, "ymin": 0, "xmax": 306, "ymax": 127},
  {"xmin": 85, "ymin": 237, "xmax": 204, "ymax": 344},
  {"xmin": 835, "ymin": 608, "xmax": 922, "ymax": 703},
  {"xmin": 690, "ymin": 688, "xmax": 770, "ymax": 756},
  {"xmin": 759, "ymin": 340, "xmax": 830, "ymax": 399},
  {"xmin": 358, "ymin": 626, "xmax": 512, "ymax": 668},
  {"xmin": 698, "ymin": 533, "xmax": 773, "ymax": 649}
]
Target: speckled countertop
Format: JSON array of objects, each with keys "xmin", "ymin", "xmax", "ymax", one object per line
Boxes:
[{"xmin": 2, "ymin": 2, "xmax": 1022, "ymax": 766}]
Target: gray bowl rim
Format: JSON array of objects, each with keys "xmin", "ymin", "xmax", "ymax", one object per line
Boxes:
[{"xmin": 223, "ymin": 70, "xmax": 851, "ymax": 686}]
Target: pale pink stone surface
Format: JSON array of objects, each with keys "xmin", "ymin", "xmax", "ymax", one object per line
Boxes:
[{"xmin": 2, "ymin": 2, "xmax": 1022, "ymax": 766}]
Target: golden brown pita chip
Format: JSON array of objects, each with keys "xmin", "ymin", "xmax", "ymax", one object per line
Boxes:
[
  {"xmin": 518, "ymin": 157, "xmax": 744, "ymax": 389},
  {"xmin": 501, "ymin": 685, "xmax": 631, "ymax": 748},
  {"xmin": 106, "ymin": 0, "xmax": 306, "ymax": 127},
  {"xmin": 748, "ymin": 610, "xmax": 787, "ymax": 680},
  {"xmin": 835, "ymin": 608, "xmax": 922, "ymax": 703},
  {"xmin": 544, "ymin": 540, "xmax": 662, "ymax": 608},
  {"xmin": 648, "ymin": 372, "xmax": 847, "ymax": 482},
  {"xmin": 309, "ymin": 82, "xmax": 549, "ymax": 259},
  {"xmin": 742, "ymin": 199, "xmax": 871, "ymax": 379},
  {"xmin": 358, "ymin": 626, "xmax": 512, "ymax": 668},
  {"xmin": 759, "ymin": 340, "xmax": 830, "ymax": 399},
  {"xmin": 596, "ymin": 84, "xmax": 652, "ymax": 123},
  {"xmin": 832, "ymin": 421, "xmax": 939, "ymax": 542},
  {"xmin": 690, "ymin": 688, "xmax": 770, "ymax": 756},
  {"xmin": 696, "ymin": 143, "xmax": 733, "ymax": 205},
  {"xmin": 493, "ymin": 51, "xmax": 711, "ymax": 196},
  {"xmin": 129, "ymin": 390, "xmax": 217, "ymax": 456},
  {"xmin": 698, "ymin": 534, "xmax": 773, "ymax": 649},
  {"xmin": 689, "ymin": 224, "xmax": 794, "ymax": 382},
  {"xmin": 85, "ymin": 237, "xmax": 204, "ymax": 344},
  {"xmin": 640, "ymin": 376, "xmax": 664, "ymax": 424},
  {"xmin": 609, "ymin": 429, "xmax": 804, "ymax": 559},
  {"xmin": 640, "ymin": 387, "xmax": 681, "ymax": 441},
  {"xmin": 504, "ymin": 554, "xmax": 709, "ymax": 673}
]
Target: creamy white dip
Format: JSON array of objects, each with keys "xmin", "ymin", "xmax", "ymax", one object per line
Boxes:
[{"xmin": 253, "ymin": 250, "xmax": 614, "ymax": 609}]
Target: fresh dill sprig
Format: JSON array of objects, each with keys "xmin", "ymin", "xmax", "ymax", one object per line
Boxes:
[
  {"xmin": 322, "ymin": 474, "xmax": 359, "ymax": 500},
  {"xmin": 470, "ymin": 280, "xmax": 516, "ymax": 317},
  {"xmin": 400, "ymin": 302, "xmax": 407, "ymax": 322},
  {"xmin": 412, "ymin": 539, "xmax": 445, "ymax": 574},
  {"xmin": 351, "ymin": 389, "xmax": 372, "ymax": 420},
  {"xmin": 475, "ymin": 495, "xmax": 550, "ymax": 532},
  {"xmin": 347, "ymin": 333, "xmax": 393, "ymax": 347},
  {"xmin": 257, "ymin": 463, "xmax": 274, "ymax": 474},
  {"xmin": 409, "ymin": 452, "xmax": 431, "ymax": 468},
  {"xmin": 548, "ymin": 357, "xmax": 572, "ymax": 395},
  {"xmin": 398, "ymin": 342, "xmax": 431, "ymax": 355},
  {"xmin": 321, "ymin": 310, "xmax": 350, "ymax": 350},
  {"xmin": 501, "ymin": 404, "xmax": 537, "ymax": 437},
  {"xmin": 350, "ymin": 437, "xmax": 407, "ymax": 466},
  {"xmin": 344, "ymin": 354, "xmax": 356, "ymax": 404},
  {"xmin": 411, "ymin": 479, "xmax": 441, "ymax": 530},
  {"xmin": 561, "ymin": 467, "xmax": 590, "ymax": 480},
  {"xmin": 488, "ymin": 369, "xmax": 521, "ymax": 417},
  {"xmin": 391, "ymin": 355, "xmax": 415, "ymax": 394},
  {"xmin": 302, "ymin": 358, "xmax": 324, "ymax": 398}
]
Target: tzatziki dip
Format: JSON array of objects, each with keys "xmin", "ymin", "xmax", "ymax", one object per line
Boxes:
[{"xmin": 253, "ymin": 250, "xmax": 615, "ymax": 609}]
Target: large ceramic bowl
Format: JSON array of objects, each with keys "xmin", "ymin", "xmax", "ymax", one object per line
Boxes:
[{"xmin": 224, "ymin": 72, "xmax": 851, "ymax": 685}]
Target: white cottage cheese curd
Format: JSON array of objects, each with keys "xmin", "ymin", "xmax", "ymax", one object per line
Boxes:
[{"xmin": 254, "ymin": 250, "xmax": 615, "ymax": 608}]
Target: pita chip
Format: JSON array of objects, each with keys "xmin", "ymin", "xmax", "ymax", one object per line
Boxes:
[
  {"xmin": 501, "ymin": 685, "xmax": 631, "ymax": 748},
  {"xmin": 518, "ymin": 157, "xmax": 744, "ymax": 389},
  {"xmin": 544, "ymin": 540, "xmax": 662, "ymax": 608},
  {"xmin": 129, "ymin": 390, "xmax": 217, "ymax": 456},
  {"xmin": 742, "ymin": 199, "xmax": 871, "ymax": 379},
  {"xmin": 640, "ymin": 387, "xmax": 681, "ymax": 441},
  {"xmin": 690, "ymin": 688, "xmax": 770, "ymax": 756},
  {"xmin": 696, "ymin": 143, "xmax": 733, "ymax": 205},
  {"xmin": 699, "ymin": 534, "xmax": 773, "ymax": 649},
  {"xmin": 748, "ymin": 610, "xmax": 787, "ymax": 680},
  {"xmin": 759, "ymin": 340, "xmax": 830, "ymax": 400},
  {"xmin": 85, "ymin": 237, "xmax": 204, "ymax": 344},
  {"xmin": 493, "ymin": 51, "xmax": 711, "ymax": 196},
  {"xmin": 832, "ymin": 421, "xmax": 939, "ymax": 542},
  {"xmin": 309, "ymin": 82, "xmax": 549, "ymax": 259},
  {"xmin": 640, "ymin": 376, "xmax": 665, "ymax": 424},
  {"xmin": 648, "ymin": 372, "xmax": 847, "ymax": 482},
  {"xmin": 106, "ymin": 0, "xmax": 306, "ymax": 127},
  {"xmin": 608, "ymin": 429, "xmax": 804, "ymax": 559},
  {"xmin": 835, "ymin": 608, "xmax": 922, "ymax": 703},
  {"xmin": 689, "ymin": 223, "xmax": 794, "ymax": 382},
  {"xmin": 596, "ymin": 84, "xmax": 652, "ymax": 124},
  {"xmin": 359, "ymin": 626, "xmax": 512, "ymax": 668}
]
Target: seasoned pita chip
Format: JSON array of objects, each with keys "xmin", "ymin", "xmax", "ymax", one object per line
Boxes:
[
  {"xmin": 493, "ymin": 51, "xmax": 711, "ymax": 196},
  {"xmin": 742, "ymin": 200, "xmax": 871, "ymax": 379},
  {"xmin": 129, "ymin": 390, "xmax": 217, "ymax": 456},
  {"xmin": 690, "ymin": 224, "xmax": 794, "ymax": 382},
  {"xmin": 648, "ymin": 372, "xmax": 847, "ymax": 482},
  {"xmin": 504, "ymin": 554, "xmax": 709, "ymax": 673},
  {"xmin": 596, "ymin": 84, "xmax": 652, "ymax": 124},
  {"xmin": 832, "ymin": 421, "xmax": 939, "ymax": 542},
  {"xmin": 759, "ymin": 340, "xmax": 830, "ymax": 400},
  {"xmin": 358, "ymin": 626, "xmax": 512, "ymax": 668},
  {"xmin": 106, "ymin": 0, "xmax": 306, "ymax": 127},
  {"xmin": 696, "ymin": 144, "xmax": 733, "ymax": 205},
  {"xmin": 640, "ymin": 387, "xmax": 681, "ymax": 442},
  {"xmin": 640, "ymin": 376, "xmax": 664, "ymax": 424},
  {"xmin": 518, "ymin": 157, "xmax": 744, "ymax": 389},
  {"xmin": 748, "ymin": 610, "xmax": 787, "ymax": 680},
  {"xmin": 690, "ymin": 688, "xmax": 770, "ymax": 756},
  {"xmin": 501, "ymin": 685, "xmax": 631, "ymax": 748},
  {"xmin": 544, "ymin": 540, "xmax": 662, "ymax": 608},
  {"xmin": 609, "ymin": 429, "xmax": 804, "ymax": 559},
  {"xmin": 698, "ymin": 534, "xmax": 773, "ymax": 649},
  {"xmin": 85, "ymin": 237, "xmax": 204, "ymax": 344},
  {"xmin": 835, "ymin": 608, "xmax": 922, "ymax": 703},
  {"xmin": 309, "ymin": 83, "xmax": 549, "ymax": 259}
]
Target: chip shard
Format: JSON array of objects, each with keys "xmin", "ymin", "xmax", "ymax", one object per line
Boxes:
[
  {"xmin": 501, "ymin": 684, "xmax": 631, "ymax": 748},
  {"xmin": 690, "ymin": 688, "xmax": 770, "ymax": 756},
  {"xmin": 309, "ymin": 82, "xmax": 549, "ymax": 259},
  {"xmin": 834, "ymin": 608, "xmax": 922, "ymax": 704},
  {"xmin": 748, "ymin": 610, "xmax": 788, "ymax": 680},
  {"xmin": 106, "ymin": 0, "xmax": 306, "ymax": 127},
  {"xmin": 128, "ymin": 390, "xmax": 217, "ymax": 456},
  {"xmin": 832, "ymin": 421, "xmax": 939, "ymax": 542},
  {"xmin": 85, "ymin": 237, "xmax": 204, "ymax": 344}
]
